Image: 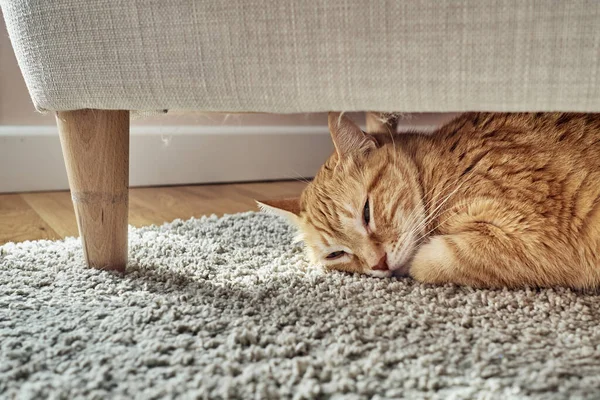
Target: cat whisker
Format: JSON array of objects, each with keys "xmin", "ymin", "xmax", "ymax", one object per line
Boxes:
[
  {"xmin": 402, "ymin": 164, "xmax": 468, "ymax": 232},
  {"xmin": 410, "ymin": 165, "xmax": 478, "ymax": 235},
  {"xmin": 404, "ymin": 168, "xmax": 478, "ymax": 246},
  {"xmin": 409, "ymin": 179, "xmax": 468, "ymax": 237},
  {"xmin": 286, "ymin": 169, "xmax": 312, "ymax": 185},
  {"xmin": 414, "ymin": 203, "xmax": 471, "ymax": 244}
]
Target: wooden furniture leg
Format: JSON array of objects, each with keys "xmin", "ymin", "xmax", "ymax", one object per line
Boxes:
[
  {"xmin": 365, "ymin": 112, "xmax": 398, "ymax": 134},
  {"xmin": 56, "ymin": 110, "xmax": 129, "ymax": 272}
]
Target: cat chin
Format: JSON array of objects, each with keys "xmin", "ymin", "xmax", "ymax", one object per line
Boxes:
[
  {"xmin": 390, "ymin": 264, "xmax": 411, "ymax": 278},
  {"xmin": 365, "ymin": 269, "xmax": 393, "ymax": 278},
  {"xmin": 387, "ymin": 246, "xmax": 417, "ymax": 277}
]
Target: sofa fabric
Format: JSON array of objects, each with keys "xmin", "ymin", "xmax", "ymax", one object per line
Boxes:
[{"xmin": 2, "ymin": 0, "xmax": 600, "ymax": 113}]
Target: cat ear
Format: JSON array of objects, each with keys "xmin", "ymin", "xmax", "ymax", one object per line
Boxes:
[
  {"xmin": 328, "ymin": 112, "xmax": 377, "ymax": 158},
  {"xmin": 256, "ymin": 197, "xmax": 301, "ymax": 225}
]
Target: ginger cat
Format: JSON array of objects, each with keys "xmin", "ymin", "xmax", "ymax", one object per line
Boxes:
[{"xmin": 260, "ymin": 112, "xmax": 600, "ymax": 289}]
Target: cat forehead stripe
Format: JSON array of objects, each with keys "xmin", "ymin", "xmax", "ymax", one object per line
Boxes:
[{"xmin": 367, "ymin": 164, "xmax": 388, "ymax": 193}]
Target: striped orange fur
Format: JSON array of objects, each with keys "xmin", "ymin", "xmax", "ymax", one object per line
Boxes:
[{"xmin": 261, "ymin": 112, "xmax": 600, "ymax": 288}]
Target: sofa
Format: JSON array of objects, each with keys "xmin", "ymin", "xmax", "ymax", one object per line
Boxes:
[{"xmin": 2, "ymin": 0, "xmax": 599, "ymax": 272}]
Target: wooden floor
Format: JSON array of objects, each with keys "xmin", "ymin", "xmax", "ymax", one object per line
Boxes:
[{"xmin": 0, "ymin": 181, "xmax": 307, "ymax": 245}]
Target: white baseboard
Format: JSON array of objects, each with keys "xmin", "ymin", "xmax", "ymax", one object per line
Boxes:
[{"xmin": 0, "ymin": 125, "xmax": 334, "ymax": 193}]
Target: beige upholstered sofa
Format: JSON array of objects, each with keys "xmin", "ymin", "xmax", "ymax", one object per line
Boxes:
[{"xmin": 2, "ymin": 1, "xmax": 599, "ymax": 271}]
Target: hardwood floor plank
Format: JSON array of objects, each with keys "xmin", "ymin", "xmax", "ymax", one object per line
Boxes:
[
  {"xmin": 129, "ymin": 186, "xmax": 209, "ymax": 226},
  {"xmin": 1, "ymin": 180, "xmax": 308, "ymax": 245},
  {"xmin": 178, "ymin": 185, "xmax": 264, "ymax": 215},
  {"xmin": 0, "ymin": 194, "xmax": 61, "ymax": 244},
  {"xmin": 21, "ymin": 191, "xmax": 78, "ymax": 237},
  {"xmin": 233, "ymin": 180, "xmax": 307, "ymax": 200}
]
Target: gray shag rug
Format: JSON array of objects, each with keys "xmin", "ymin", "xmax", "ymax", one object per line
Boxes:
[{"xmin": 2, "ymin": 212, "xmax": 600, "ymax": 399}]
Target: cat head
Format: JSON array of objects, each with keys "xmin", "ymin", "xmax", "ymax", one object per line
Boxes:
[{"xmin": 259, "ymin": 113, "xmax": 426, "ymax": 277}]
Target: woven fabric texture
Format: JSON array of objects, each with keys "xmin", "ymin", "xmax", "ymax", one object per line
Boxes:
[{"xmin": 2, "ymin": 0, "xmax": 600, "ymax": 113}]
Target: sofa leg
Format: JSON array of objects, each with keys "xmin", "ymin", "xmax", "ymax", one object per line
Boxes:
[
  {"xmin": 366, "ymin": 112, "xmax": 398, "ymax": 134},
  {"xmin": 56, "ymin": 110, "xmax": 129, "ymax": 272}
]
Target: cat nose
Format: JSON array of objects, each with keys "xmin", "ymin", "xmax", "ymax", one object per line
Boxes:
[{"xmin": 371, "ymin": 254, "xmax": 389, "ymax": 271}]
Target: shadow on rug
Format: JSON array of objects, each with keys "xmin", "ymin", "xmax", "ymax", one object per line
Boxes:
[{"xmin": 1, "ymin": 212, "xmax": 600, "ymax": 399}]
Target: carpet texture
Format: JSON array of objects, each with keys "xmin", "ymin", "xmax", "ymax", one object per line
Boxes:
[{"xmin": 2, "ymin": 212, "xmax": 600, "ymax": 399}]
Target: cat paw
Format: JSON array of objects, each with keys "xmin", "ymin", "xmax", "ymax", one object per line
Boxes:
[{"xmin": 409, "ymin": 236, "xmax": 458, "ymax": 284}]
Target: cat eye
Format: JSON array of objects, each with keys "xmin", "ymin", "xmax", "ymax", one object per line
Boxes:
[
  {"xmin": 326, "ymin": 251, "xmax": 345, "ymax": 260},
  {"xmin": 363, "ymin": 199, "xmax": 370, "ymax": 225}
]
